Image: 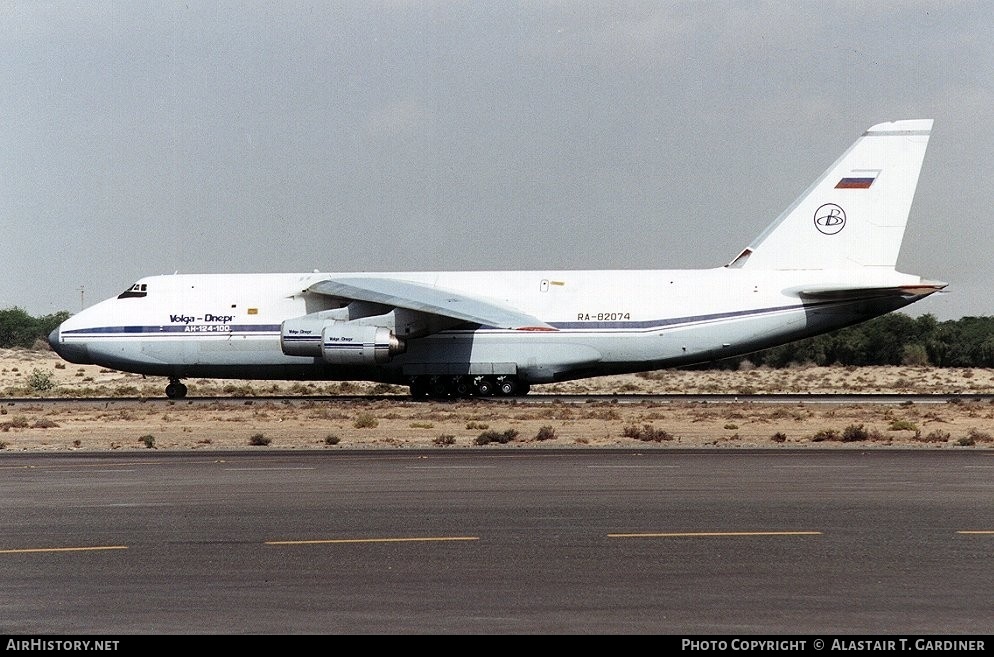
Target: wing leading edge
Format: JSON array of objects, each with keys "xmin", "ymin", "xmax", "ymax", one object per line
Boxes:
[{"xmin": 307, "ymin": 277, "xmax": 557, "ymax": 331}]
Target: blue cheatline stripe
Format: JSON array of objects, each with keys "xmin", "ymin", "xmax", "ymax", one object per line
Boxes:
[
  {"xmin": 544, "ymin": 301, "xmax": 805, "ymax": 331},
  {"xmin": 61, "ymin": 324, "xmax": 283, "ymax": 336},
  {"xmin": 59, "ymin": 301, "xmax": 816, "ymax": 340}
]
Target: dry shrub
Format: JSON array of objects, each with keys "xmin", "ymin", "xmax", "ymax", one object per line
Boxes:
[
  {"xmin": 581, "ymin": 408, "xmax": 622, "ymax": 421},
  {"xmin": 966, "ymin": 428, "xmax": 993, "ymax": 444},
  {"xmin": 810, "ymin": 429, "xmax": 840, "ymax": 442},
  {"xmin": 0, "ymin": 416, "xmax": 29, "ymax": 431},
  {"xmin": 622, "ymin": 424, "xmax": 674, "ymax": 442},
  {"xmin": 535, "ymin": 426, "xmax": 557, "ymax": 441},
  {"xmin": 354, "ymin": 413, "xmax": 379, "ymax": 428},
  {"xmin": 915, "ymin": 430, "xmax": 950, "ymax": 444},
  {"xmin": 842, "ymin": 424, "xmax": 870, "ymax": 442},
  {"xmin": 248, "ymin": 433, "xmax": 272, "ymax": 446}
]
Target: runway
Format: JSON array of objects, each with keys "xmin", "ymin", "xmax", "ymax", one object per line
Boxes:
[{"xmin": 2, "ymin": 449, "xmax": 992, "ymax": 635}]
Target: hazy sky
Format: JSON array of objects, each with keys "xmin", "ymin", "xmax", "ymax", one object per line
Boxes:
[{"xmin": 2, "ymin": 1, "xmax": 991, "ymax": 321}]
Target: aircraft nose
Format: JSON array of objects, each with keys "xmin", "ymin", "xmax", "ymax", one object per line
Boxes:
[{"xmin": 48, "ymin": 327, "xmax": 92, "ymax": 364}]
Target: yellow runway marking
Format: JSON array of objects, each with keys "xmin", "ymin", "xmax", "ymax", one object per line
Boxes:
[
  {"xmin": 608, "ymin": 531, "xmax": 822, "ymax": 538},
  {"xmin": 0, "ymin": 545, "xmax": 128, "ymax": 554},
  {"xmin": 266, "ymin": 536, "xmax": 479, "ymax": 545}
]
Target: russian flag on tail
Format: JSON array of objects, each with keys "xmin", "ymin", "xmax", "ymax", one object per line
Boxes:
[{"xmin": 836, "ymin": 169, "xmax": 880, "ymax": 189}]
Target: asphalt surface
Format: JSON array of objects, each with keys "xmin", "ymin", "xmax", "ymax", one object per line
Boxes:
[{"xmin": 2, "ymin": 449, "xmax": 992, "ymax": 635}]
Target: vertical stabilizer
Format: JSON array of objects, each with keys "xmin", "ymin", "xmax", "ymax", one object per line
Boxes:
[{"xmin": 729, "ymin": 119, "xmax": 932, "ymax": 271}]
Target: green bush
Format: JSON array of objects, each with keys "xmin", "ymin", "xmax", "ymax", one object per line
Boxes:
[
  {"xmin": 842, "ymin": 424, "xmax": 870, "ymax": 442},
  {"xmin": 140, "ymin": 434, "xmax": 156, "ymax": 449},
  {"xmin": 27, "ymin": 368, "xmax": 55, "ymax": 392},
  {"xmin": 0, "ymin": 308, "xmax": 71, "ymax": 348},
  {"xmin": 474, "ymin": 429, "xmax": 519, "ymax": 445}
]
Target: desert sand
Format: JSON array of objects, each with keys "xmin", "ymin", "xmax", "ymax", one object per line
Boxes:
[{"xmin": 3, "ymin": 347, "xmax": 994, "ymax": 452}]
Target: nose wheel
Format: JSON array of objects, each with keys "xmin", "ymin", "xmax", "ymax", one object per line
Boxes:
[{"xmin": 165, "ymin": 379, "xmax": 188, "ymax": 399}]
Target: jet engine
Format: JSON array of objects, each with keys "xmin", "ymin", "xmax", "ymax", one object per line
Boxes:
[{"xmin": 280, "ymin": 318, "xmax": 405, "ymax": 364}]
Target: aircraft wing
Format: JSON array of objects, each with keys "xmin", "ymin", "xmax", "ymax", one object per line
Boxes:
[{"xmin": 307, "ymin": 277, "xmax": 557, "ymax": 331}]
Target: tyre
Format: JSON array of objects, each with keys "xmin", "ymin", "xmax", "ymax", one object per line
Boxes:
[
  {"xmin": 476, "ymin": 377, "xmax": 495, "ymax": 396},
  {"xmin": 165, "ymin": 382, "xmax": 187, "ymax": 399}
]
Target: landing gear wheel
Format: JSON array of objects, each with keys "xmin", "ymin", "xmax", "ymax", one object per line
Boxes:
[
  {"xmin": 451, "ymin": 376, "xmax": 472, "ymax": 397},
  {"xmin": 475, "ymin": 376, "xmax": 496, "ymax": 396},
  {"xmin": 496, "ymin": 376, "xmax": 517, "ymax": 396},
  {"xmin": 409, "ymin": 378, "xmax": 429, "ymax": 398},
  {"xmin": 428, "ymin": 376, "xmax": 450, "ymax": 399},
  {"xmin": 165, "ymin": 381, "xmax": 187, "ymax": 399}
]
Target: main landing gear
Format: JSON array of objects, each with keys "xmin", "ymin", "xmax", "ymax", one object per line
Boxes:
[
  {"xmin": 165, "ymin": 378, "xmax": 188, "ymax": 399},
  {"xmin": 408, "ymin": 375, "xmax": 530, "ymax": 399}
]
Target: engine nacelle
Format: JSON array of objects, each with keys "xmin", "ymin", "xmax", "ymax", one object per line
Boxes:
[
  {"xmin": 280, "ymin": 317, "xmax": 330, "ymax": 358},
  {"xmin": 322, "ymin": 324, "xmax": 403, "ymax": 365},
  {"xmin": 281, "ymin": 319, "xmax": 404, "ymax": 364}
]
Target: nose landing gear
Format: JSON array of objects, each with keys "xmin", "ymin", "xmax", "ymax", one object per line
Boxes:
[{"xmin": 165, "ymin": 379, "xmax": 188, "ymax": 399}]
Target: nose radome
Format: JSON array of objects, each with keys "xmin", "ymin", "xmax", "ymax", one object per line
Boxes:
[{"xmin": 48, "ymin": 327, "xmax": 92, "ymax": 364}]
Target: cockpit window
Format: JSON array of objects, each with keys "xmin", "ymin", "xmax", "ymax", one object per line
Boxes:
[{"xmin": 117, "ymin": 283, "xmax": 148, "ymax": 299}]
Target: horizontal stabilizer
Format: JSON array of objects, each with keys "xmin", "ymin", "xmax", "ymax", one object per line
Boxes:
[
  {"xmin": 308, "ymin": 277, "xmax": 557, "ymax": 331},
  {"xmin": 789, "ymin": 281, "xmax": 947, "ymax": 301}
]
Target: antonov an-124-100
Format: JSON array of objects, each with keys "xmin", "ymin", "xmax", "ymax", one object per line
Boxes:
[{"xmin": 50, "ymin": 119, "xmax": 944, "ymax": 399}]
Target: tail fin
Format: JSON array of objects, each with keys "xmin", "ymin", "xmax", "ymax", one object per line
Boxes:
[{"xmin": 728, "ymin": 119, "xmax": 932, "ymax": 271}]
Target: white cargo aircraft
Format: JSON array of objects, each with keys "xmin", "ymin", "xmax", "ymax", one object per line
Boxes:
[{"xmin": 50, "ymin": 119, "xmax": 943, "ymax": 399}]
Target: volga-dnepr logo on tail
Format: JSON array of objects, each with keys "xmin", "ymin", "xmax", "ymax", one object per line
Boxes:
[{"xmin": 814, "ymin": 203, "xmax": 846, "ymax": 235}]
